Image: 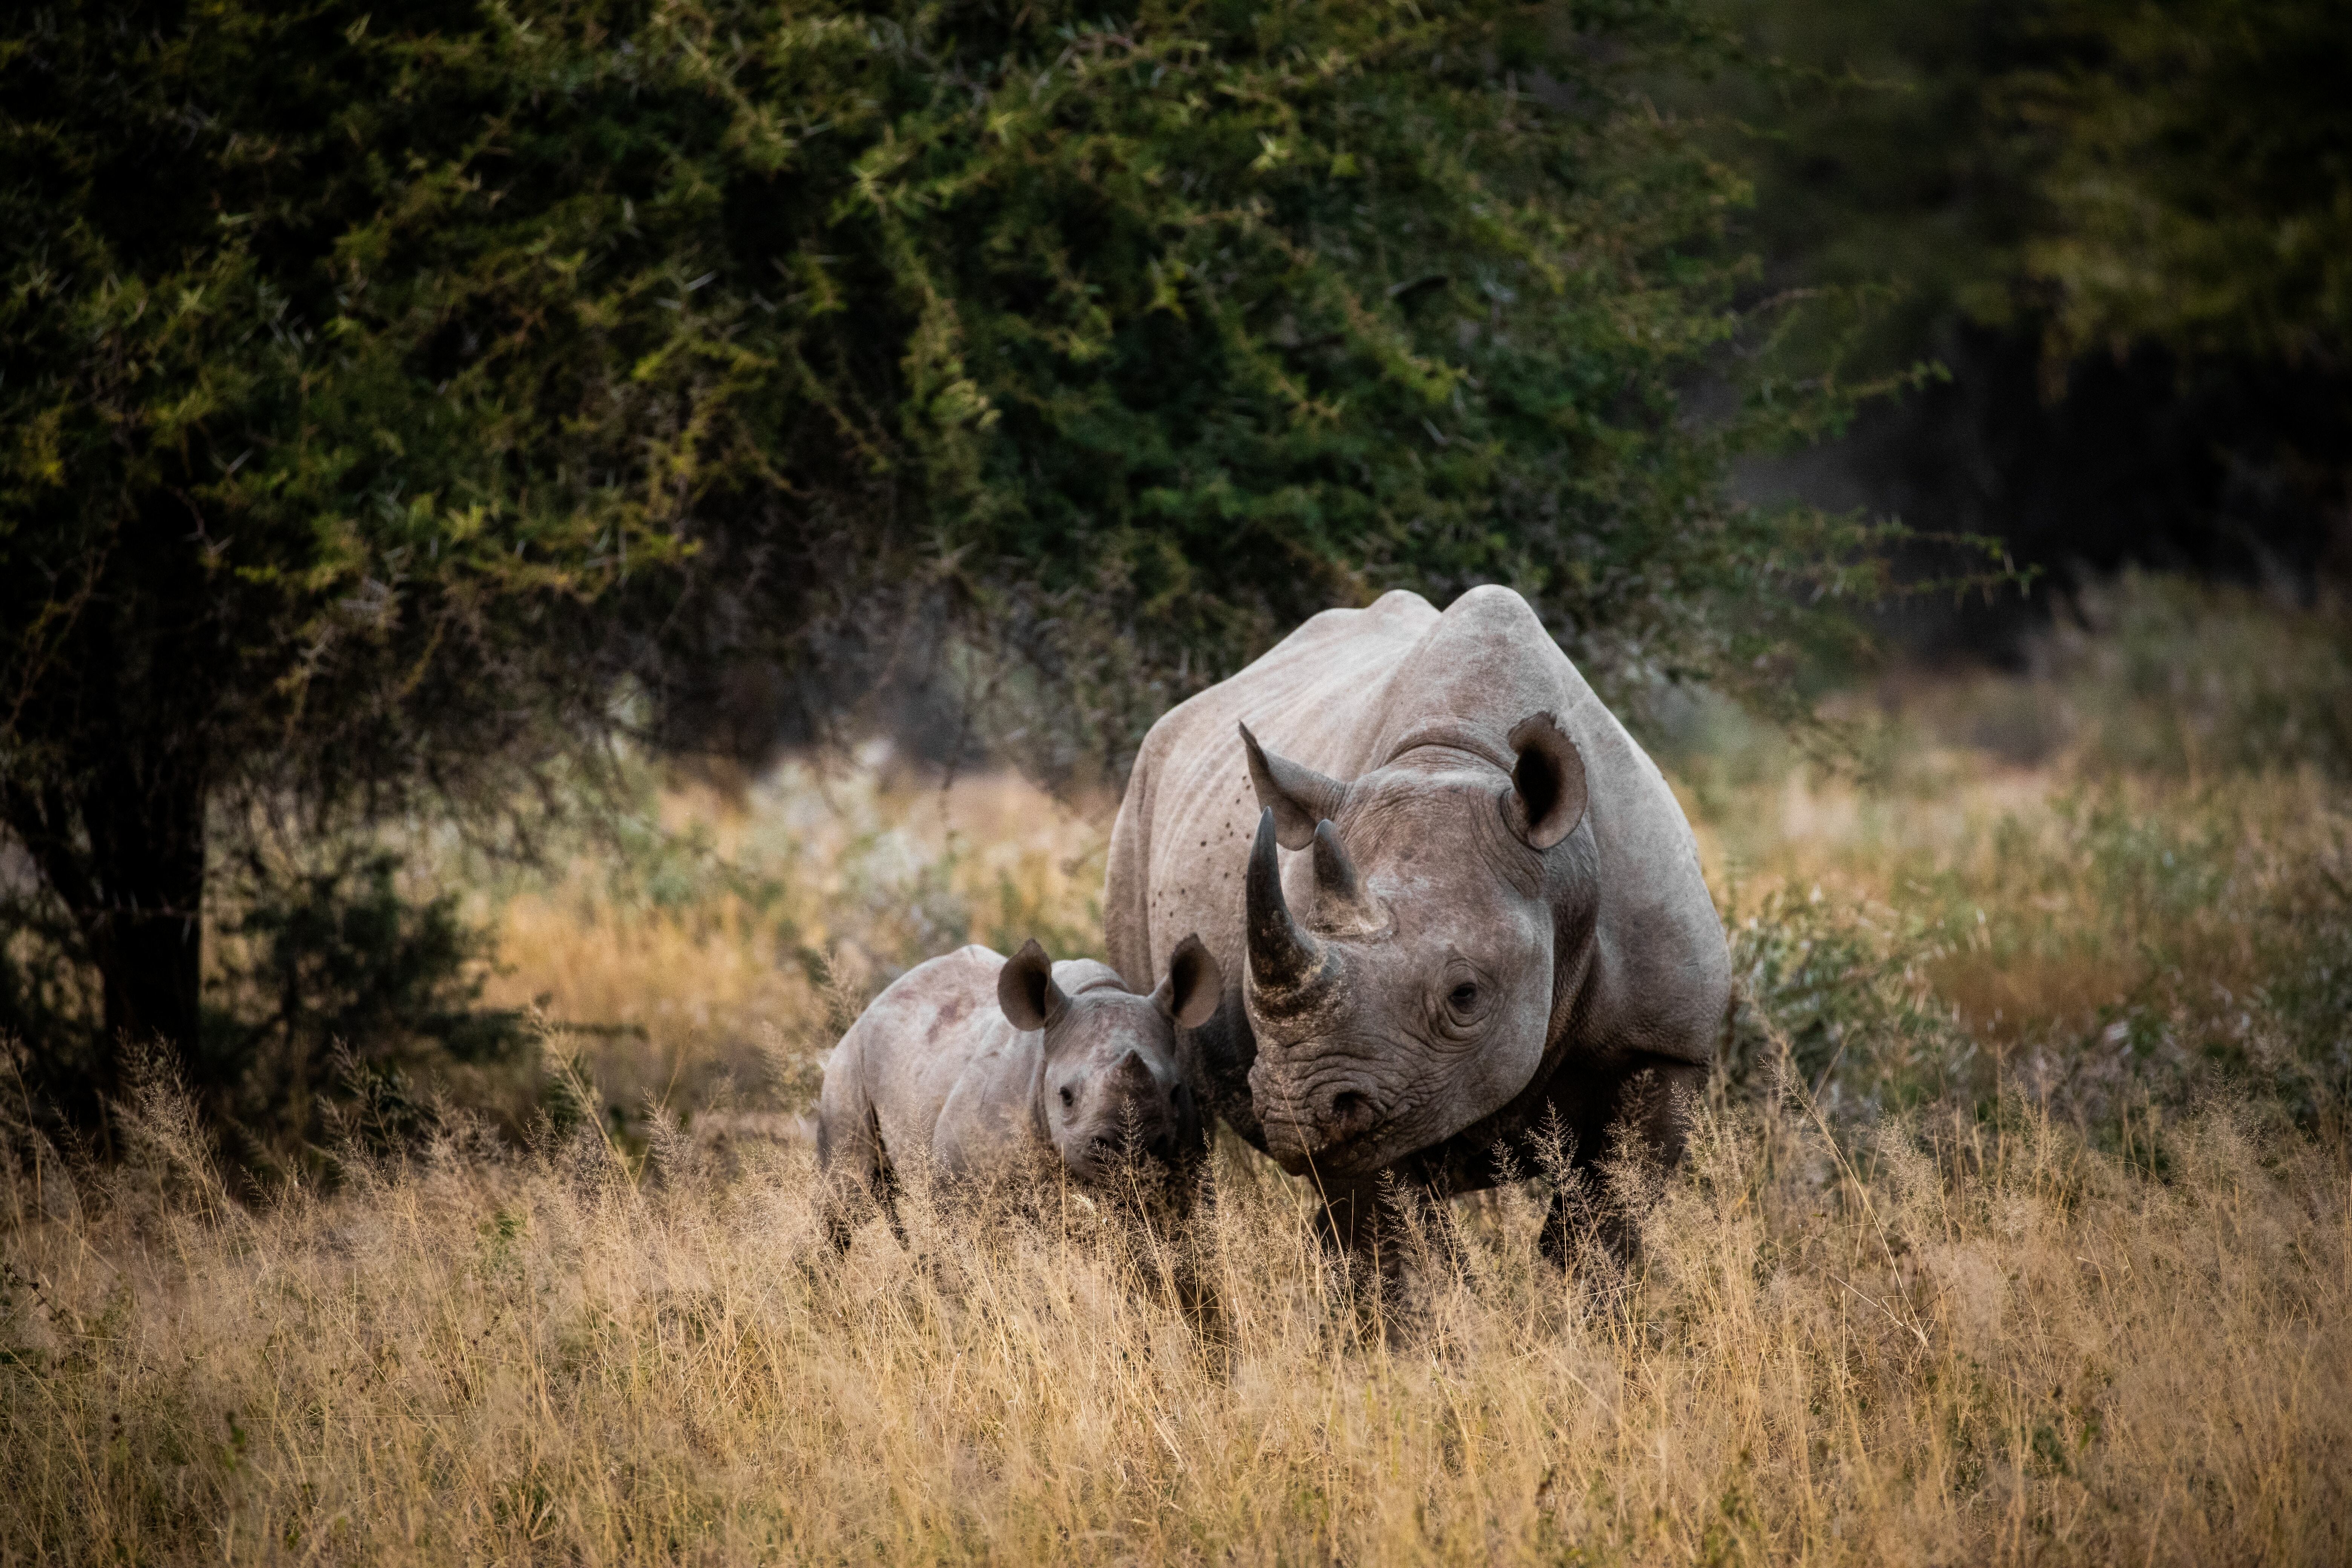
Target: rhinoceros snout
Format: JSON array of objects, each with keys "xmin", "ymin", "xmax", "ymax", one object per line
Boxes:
[
  {"xmin": 1088, "ymin": 1128, "xmax": 1179, "ymax": 1167},
  {"xmin": 1251, "ymin": 1066, "xmax": 1384, "ymax": 1168},
  {"xmin": 1065, "ymin": 1095, "xmax": 1185, "ymax": 1184}
]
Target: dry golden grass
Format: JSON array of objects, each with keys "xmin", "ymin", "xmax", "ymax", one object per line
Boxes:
[
  {"xmin": 1690, "ymin": 753, "xmax": 2349, "ymax": 1043},
  {"xmin": 4, "ymin": 1053, "xmax": 2345, "ymax": 1565},
  {"xmin": 1675, "ymin": 676, "xmax": 2352, "ymax": 1132}
]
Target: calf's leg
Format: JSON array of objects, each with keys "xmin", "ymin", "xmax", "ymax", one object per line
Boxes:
[{"xmin": 815, "ymin": 1058, "xmax": 891, "ymax": 1253}]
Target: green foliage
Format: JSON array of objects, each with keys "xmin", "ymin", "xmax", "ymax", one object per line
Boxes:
[
  {"xmin": 0, "ymin": 0, "xmax": 700, "ymax": 791},
  {"xmin": 1, "ymin": 0, "xmax": 706, "ymax": 1106},
  {"xmin": 843, "ymin": 4, "xmax": 1849, "ymax": 684},
  {"xmin": 1698, "ymin": 0, "xmax": 2352, "ymax": 373},
  {"xmin": 1683, "ymin": 0, "xmax": 2350, "ymax": 658},
  {"xmin": 1723, "ymin": 882, "xmax": 1970, "ymax": 1114},
  {"xmin": 672, "ymin": 0, "xmax": 1902, "ymax": 757},
  {"xmin": 204, "ymin": 849, "xmax": 527, "ymax": 1159},
  {"xmin": 1676, "ymin": 0, "xmax": 2039, "ymax": 378}
]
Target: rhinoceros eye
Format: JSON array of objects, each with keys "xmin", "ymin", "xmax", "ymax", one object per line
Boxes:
[
  {"xmin": 1059, "ymin": 1085, "xmax": 1075, "ymax": 1109},
  {"xmin": 1433, "ymin": 963, "xmax": 1488, "ymax": 1040}
]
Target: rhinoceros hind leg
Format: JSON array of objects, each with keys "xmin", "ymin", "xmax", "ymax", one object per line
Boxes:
[{"xmin": 816, "ymin": 1084, "xmax": 898, "ymax": 1253}]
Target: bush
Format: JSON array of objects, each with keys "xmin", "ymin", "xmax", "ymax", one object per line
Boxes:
[
  {"xmin": 203, "ymin": 850, "xmax": 529, "ymax": 1172},
  {"xmin": 1722, "ymin": 881, "xmax": 1971, "ymax": 1116}
]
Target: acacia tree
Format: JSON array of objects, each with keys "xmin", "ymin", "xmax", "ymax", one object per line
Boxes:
[
  {"xmin": 4, "ymin": 0, "xmax": 1868, "ymax": 1135},
  {"xmin": 1, "ymin": 2, "xmax": 713, "ymax": 1120},
  {"xmin": 750, "ymin": 1, "xmax": 1890, "ymax": 761}
]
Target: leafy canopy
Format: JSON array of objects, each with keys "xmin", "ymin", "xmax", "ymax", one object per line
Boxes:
[{"xmin": 669, "ymin": 0, "xmax": 1892, "ymax": 748}]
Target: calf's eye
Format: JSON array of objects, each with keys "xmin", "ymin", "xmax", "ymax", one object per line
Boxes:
[
  {"xmin": 1449, "ymin": 982, "xmax": 1479, "ymax": 1011},
  {"xmin": 1059, "ymin": 1086, "xmax": 1075, "ymax": 1108}
]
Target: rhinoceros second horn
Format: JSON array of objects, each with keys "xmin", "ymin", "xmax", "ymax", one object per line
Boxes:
[{"xmin": 1309, "ymin": 819, "xmax": 1388, "ymax": 937}]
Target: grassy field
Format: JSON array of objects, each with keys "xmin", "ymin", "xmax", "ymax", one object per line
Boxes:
[{"xmin": 5, "ymin": 576, "xmax": 2349, "ymax": 1564}]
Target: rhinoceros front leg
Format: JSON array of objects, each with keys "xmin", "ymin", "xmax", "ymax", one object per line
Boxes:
[
  {"xmin": 1309, "ymin": 1174, "xmax": 1396, "ymax": 1262},
  {"xmin": 1534, "ymin": 1056, "xmax": 1706, "ymax": 1269},
  {"xmin": 1305, "ymin": 1171, "xmax": 1462, "ymax": 1346}
]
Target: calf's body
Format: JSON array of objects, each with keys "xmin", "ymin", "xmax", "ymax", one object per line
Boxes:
[{"xmin": 818, "ymin": 939, "xmax": 1216, "ymax": 1243}]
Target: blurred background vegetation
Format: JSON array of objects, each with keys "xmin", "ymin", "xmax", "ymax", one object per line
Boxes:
[
  {"xmin": 3, "ymin": 0, "xmax": 2346, "ymax": 1174},
  {"xmin": 1697, "ymin": 0, "xmax": 2350, "ymax": 650}
]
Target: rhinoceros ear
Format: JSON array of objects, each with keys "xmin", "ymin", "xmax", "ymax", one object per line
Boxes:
[
  {"xmin": 997, "ymin": 940, "xmax": 1069, "ymax": 1032},
  {"xmin": 1504, "ymin": 712, "xmax": 1588, "ymax": 850},
  {"xmin": 1240, "ymin": 722, "xmax": 1346, "ymax": 851},
  {"xmin": 1151, "ymin": 933, "xmax": 1224, "ymax": 1029}
]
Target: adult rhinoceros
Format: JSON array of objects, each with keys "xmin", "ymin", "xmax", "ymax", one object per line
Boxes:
[{"xmin": 1104, "ymin": 585, "xmax": 1728, "ymax": 1257}]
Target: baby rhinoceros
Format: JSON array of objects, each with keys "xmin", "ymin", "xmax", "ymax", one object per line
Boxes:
[{"xmin": 817, "ymin": 936, "xmax": 1220, "ymax": 1246}]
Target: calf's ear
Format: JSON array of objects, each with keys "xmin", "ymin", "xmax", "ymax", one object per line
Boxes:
[
  {"xmin": 998, "ymin": 940, "xmax": 1069, "ymax": 1032},
  {"xmin": 1504, "ymin": 712, "xmax": 1588, "ymax": 850},
  {"xmin": 1240, "ymin": 723, "xmax": 1346, "ymax": 850},
  {"xmin": 1151, "ymin": 933, "xmax": 1224, "ymax": 1029}
]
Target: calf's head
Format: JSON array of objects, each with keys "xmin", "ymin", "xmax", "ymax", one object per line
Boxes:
[
  {"xmin": 997, "ymin": 936, "xmax": 1220, "ymax": 1185},
  {"xmin": 1238, "ymin": 717, "xmax": 1586, "ymax": 1176}
]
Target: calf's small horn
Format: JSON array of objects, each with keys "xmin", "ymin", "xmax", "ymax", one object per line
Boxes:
[{"xmin": 1245, "ymin": 807, "xmax": 1328, "ymax": 998}]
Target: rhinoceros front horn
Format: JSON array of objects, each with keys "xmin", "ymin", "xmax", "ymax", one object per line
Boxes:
[{"xmin": 1246, "ymin": 807, "xmax": 1328, "ymax": 1002}]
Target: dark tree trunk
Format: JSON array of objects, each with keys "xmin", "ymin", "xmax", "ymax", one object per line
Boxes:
[
  {"xmin": 1, "ymin": 740, "xmax": 209, "ymax": 1128},
  {"xmin": 1, "ymin": 487, "xmax": 215, "ymax": 1133},
  {"xmin": 80, "ymin": 740, "xmax": 209, "ymax": 1105},
  {"xmin": 77, "ymin": 492, "xmax": 216, "ymax": 1115}
]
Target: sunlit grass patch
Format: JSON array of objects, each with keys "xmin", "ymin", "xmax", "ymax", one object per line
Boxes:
[
  {"xmin": 4, "ymin": 1057, "xmax": 2346, "ymax": 1565},
  {"xmin": 1702, "ymin": 761, "xmax": 2352, "ymax": 1119},
  {"xmin": 1680, "ymin": 579, "xmax": 2352, "ymax": 1126}
]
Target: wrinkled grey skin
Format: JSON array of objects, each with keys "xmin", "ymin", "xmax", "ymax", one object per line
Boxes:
[
  {"xmin": 817, "ymin": 937, "xmax": 1219, "ymax": 1245},
  {"xmin": 1105, "ymin": 586, "xmax": 1729, "ymax": 1257}
]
